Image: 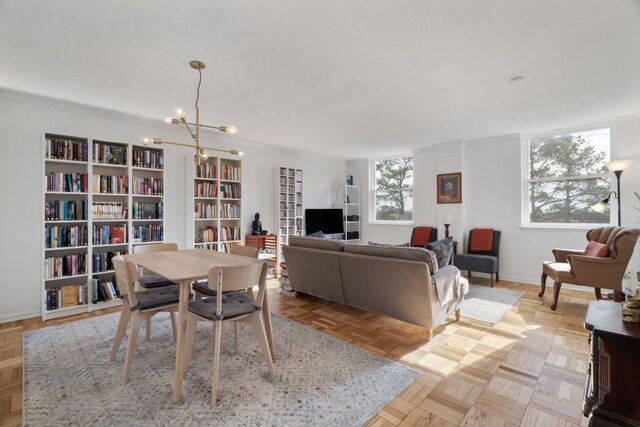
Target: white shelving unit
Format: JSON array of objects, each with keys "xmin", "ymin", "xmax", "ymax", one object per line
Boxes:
[
  {"xmin": 339, "ymin": 185, "xmax": 360, "ymax": 244},
  {"xmin": 42, "ymin": 134, "xmax": 166, "ymax": 320},
  {"xmin": 275, "ymin": 167, "xmax": 303, "ymax": 260},
  {"xmin": 186, "ymin": 154, "xmax": 242, "ymax": 251}
]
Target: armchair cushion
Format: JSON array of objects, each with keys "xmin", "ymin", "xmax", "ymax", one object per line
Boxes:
[
  {"xmin": 584, "ymin": 241, "xmax": 609, "ymax": 258},
  {"xmin": 542, "ymin": 261, "xmax": 575, "ymax": 284},
  {"xmin": 188, "ymin": 291, "xmax": 258, "ymax": 320},
  {"xmin": 455, "ymin": 253, "xmax": 499, "ymax": 274},
  {"xmin": 123, "ymin": 286, "xmax": 181, "ymax": 311}
]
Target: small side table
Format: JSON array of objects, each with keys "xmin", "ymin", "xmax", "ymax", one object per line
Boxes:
[{"xmin": 245, "ymin": 233, "xmax": 279, "ymax": 277}]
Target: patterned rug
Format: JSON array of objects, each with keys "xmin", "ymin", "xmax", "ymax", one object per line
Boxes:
[
  {"xmin": 24, "ymin": 312, "xmax": 419, "ymax": 426},
  {"xmin": 460, "ymin": 284, "xmax": 524, "ymax": 324}
]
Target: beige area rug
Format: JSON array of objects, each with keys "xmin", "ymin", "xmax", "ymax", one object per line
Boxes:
[{"xmin": 24, "ymin": 312, "xmax": 420, "ymax": 426}]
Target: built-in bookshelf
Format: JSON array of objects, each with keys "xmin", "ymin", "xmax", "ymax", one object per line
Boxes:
[
  {"xmin": 42, "ymin": 135, "xmax": 166, "ymax": 320},
  {"xmin": 186, "ymin": 154, "xmax": 242, "ymax": 251},
  {"xmin": 275, "ymin": 167, "xmax": 303, "ymax": 260},
  {"xmin": 339, "ymin": 185, "xmax": 360, "ymax": 244}
]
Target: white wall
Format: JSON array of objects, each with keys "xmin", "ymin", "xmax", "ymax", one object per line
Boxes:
[
  {"xmin": 349, "ymin": 116, "xmax": 640, "ymax": 284},
  {"xmin": 0, "ymin": 89, "xmax": 346, "ymax": 322}
]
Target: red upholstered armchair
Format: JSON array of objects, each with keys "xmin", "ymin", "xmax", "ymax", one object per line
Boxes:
[{"xmin": 540, "ymin": 227, "xmax": 640, "ymax": 310}]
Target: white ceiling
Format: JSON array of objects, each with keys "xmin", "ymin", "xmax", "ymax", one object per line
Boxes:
[{"xmin": 1, "ymin": 0, "xmax": 639, "ymax": 159}]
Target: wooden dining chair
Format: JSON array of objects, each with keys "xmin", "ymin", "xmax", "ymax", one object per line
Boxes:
[
  {"xmin": 132, "ymin": 243, "xmax": 179, "ymax": 340},
  {"xmin": 183, "ymin": 262, "xmax": 274, "ymax": 406},
  {"xmin": 110, "ymin": 255, "xmax": 180, "ymax": 385},
  {"xmin": 193, "ymin": 245, "xmax": 259, "ymax": 299}
]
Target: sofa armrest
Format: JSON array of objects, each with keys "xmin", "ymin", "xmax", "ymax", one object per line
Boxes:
[{"xmin": 552, "ymin": 248, "xmax": 584, "ymax": 262}]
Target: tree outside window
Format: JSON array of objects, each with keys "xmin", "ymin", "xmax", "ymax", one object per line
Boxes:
[
  {"xmin": 526, "ymin": 127, "xmax": 610, "ymax": 224},
  {"xmin": 374, "ymin": 157, "xmax": 413, "ymax": 221}
]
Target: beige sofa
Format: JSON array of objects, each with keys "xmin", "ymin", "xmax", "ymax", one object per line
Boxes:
[{"xmin": 283, "ymin": 236, "xmax": 468, "ymax": 341}]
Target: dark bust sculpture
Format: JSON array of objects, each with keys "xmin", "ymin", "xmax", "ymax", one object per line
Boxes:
[{"xmin": 251, "ymin": 212, "xmax": 263, "ymax": 235}]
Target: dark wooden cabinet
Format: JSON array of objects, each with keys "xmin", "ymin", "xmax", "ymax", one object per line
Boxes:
[
  {"xmin": 245, "ymin": 234, "xmax": 279, "ymax": 277},
  {"xmin": 584, "ymin": 300, "xmax": 640, "ymax": 426}
]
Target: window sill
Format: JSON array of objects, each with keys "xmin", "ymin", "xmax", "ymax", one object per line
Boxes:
[
  {"xmin": 368, "ymin": 221, "xmax": 414, "ymax": 226},
  {"xmin": 520, "ymin": 223, "xmax": 613, "ymax": 231}
]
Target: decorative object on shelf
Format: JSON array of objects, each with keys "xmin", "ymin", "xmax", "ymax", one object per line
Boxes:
[
  {"xmin": 346, "ymin": 174, "xmax": 353, "ymax": 185},
  {"xmin": 437, "ymin": 172, "xmax": 462, "ymax": 204},
  {"xmin": 623, "ymin": 288, "xmax": 640, "ymax": 323},
  {"xmin": 141, "ymin": 60, "xmax": 242, "ymax": 164},
  {"xmin": 444, "ymin": 212, "xmax": 452, "ymax": 238},
  {"xmin": 251, "ymin": 212, "xmax": 264, "ymax": 235},
  {"xmin": 591, "ymin": 159, "xmax": 633, "ymax": 226}
]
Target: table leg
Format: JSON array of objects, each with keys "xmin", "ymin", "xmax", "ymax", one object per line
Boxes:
[
  {"xmin": 262, "ymin": 290, "xmax": 275, "ymax": 360},
  {"xmin": 173, "ymin": 282, "xmax": 190, "ymax": 403}
]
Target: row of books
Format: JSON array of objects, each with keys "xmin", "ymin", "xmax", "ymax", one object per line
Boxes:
[
  {"xmin": 45, "ymin": 200, "xmax": 88, "ymax": 221},
  {"xmin": 93, "ymin": 143, "xmax": 127, "ymax": 165},
  {"xmin": 220, "ymin": 226, "xmax": 241, "ymax": 241},
  {"xmin": 92, "ymin": 277, "xmax": 121, "ymax": 302},
  {"xmin": 194, "ymin": 202, "xmax": 217, "ymax": 219},
  {"xmin": 46, "ymin": 172, "xmax": 89, "ymax": 192},
  {"xmin": 45, "ymin": 284, "xmax": 88, "ymax": 311},
  {"xmin": 196, "ymin": 226, "xmax": 217, "ymax": 243},
  {"xmin": 219, "ymin": 183, "xmax": 240, "ymax": 199},
  {"xmin": 45, "ymin": 225, "xmax": 88, "ymax": 248},
  {"xmin": 280, "ymin": 201, "xmax": 296, "ymax": 209},
  {"xmin": 132, "ymin": 148, "xmax": 163, "ymax": 169},
  {"xmin": 220, "ymin": 203, "xmax": 241, "ymax": 219},
  {"xmin": 92, "ymin": 225, "xmax": 126, "ymax": 245},
  {"xmin": 92, "ymin": 174, "xmax": 128, "ymax": 194},
  {"xmin": 92, "ymin": 250, "xmax": 127, "ymax": 273},
  {"xmin": 44, "ymin": 253, "xmax": 87, "ymax": 279},
  {"xmin": 92, "ymin": 202, "xmax": 126, "ymax": 219},
  {"xmin": 194, "ymin": 181, "xmax": 217, "ymax": 198},
  {"xmin": 132, "ymin": 224, "xmax": 163, "ymax": 242},
  {"xmin": 220, "ymin": 164, "xmax": 241, "ymax": 181},
  {"xmin": 45, "ymin": 138, "xmax": 88, "ymax": 162},
  {"xmin": 196, "ymin": 163, "xmax": 216, "ymax": 179},
  {"xmin": 132, "ymin": 177, "xmax": 163, "ymax": 196},
  {"xmin": 132, "ymin": 202, "xmax": 163, "ymax": 220}
]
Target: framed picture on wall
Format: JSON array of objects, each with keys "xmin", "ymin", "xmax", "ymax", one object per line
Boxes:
[{"xmin": 437, "ymin": 173, "xmax": 462, "ymax": 203}]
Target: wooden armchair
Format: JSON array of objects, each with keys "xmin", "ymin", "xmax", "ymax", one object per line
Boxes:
[{"xmin": 540, "ymin": 227, "xmax": 640, "ymax": 310}]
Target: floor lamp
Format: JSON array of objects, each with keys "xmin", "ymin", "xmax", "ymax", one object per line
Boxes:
[{"xmin": 592, "ymin": 159, "xmax": 632, "ymax": 226}]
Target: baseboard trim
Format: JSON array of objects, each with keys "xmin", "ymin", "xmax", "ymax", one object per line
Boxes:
[
  {"xmin": 0, "ymin": 310, "xmax": 40, "ymax": 324},
  {"xmin": 469, "ymin": 272, "xmax": 597, "ymax": 294}
]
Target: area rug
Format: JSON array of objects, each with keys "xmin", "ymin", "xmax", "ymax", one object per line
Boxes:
[
  {"xmin": 460, "ymin": 284, "xmax": 524, "ymax": 324},
  {"xmin": 24, "ymin": 312, "xmax": 420, "ymax": 426}
]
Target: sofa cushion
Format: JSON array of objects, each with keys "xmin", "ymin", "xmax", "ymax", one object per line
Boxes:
[
  {"xmin": 367, "ymin": 241, "xmax": 411, "ymax": 247},
  {"xmin": 288, "ymin": 236, "xmax": 345, "ymax": 252},
  {"xmin": 344, "ymin": 244, "xmax": 438, "ymax": 273}
]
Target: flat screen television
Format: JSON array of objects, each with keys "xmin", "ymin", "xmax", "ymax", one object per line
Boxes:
[{"xmin": 305, "ymin": 208, "xmax": 344, "ymax": 235}]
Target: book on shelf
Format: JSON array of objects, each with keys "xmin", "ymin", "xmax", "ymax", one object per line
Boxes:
[
  {"xmin": 110, "ymin": 226, "xmax": 126, "ymax": 244},
  {"xmin": 45, "ymin": 138, "xmax": 88, "ymax": 162}
]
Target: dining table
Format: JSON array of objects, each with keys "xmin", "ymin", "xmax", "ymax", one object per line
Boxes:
[{"xmin": 123, "ymin": 248, "xmax": 274, "ymax": 403}]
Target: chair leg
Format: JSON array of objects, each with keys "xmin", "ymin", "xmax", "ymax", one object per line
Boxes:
[
  {"xmin": 595, "ymin": 288, "xmax": 602, "ymax": 300},
  {"xmin": 468, "ymin": 271, "xmax": 472, "ymax": 278},
  {"xmin": 182, "ymin": 314, "xmax": 197, "ymax": 375},
  {"xmin": 110, "ymin": 307, "xmax": 131, "ymax": 361},
  {"xmin": 496, "ymin": 271, "xmax": 499, "ymax": 282},
  {"xmin": 249, "ymin": 313, "xmax": 275, "ymax": 376},
  {"xmin": 426, "ymin": 327, "xmax": 434, "ymax": 342},
  {"xmin": 145, "ymin": 318, "xmax": 151, "ymax": 341},
  {"xmin": 550, "ymin": 281, "xmax": 562, "ymax": 311},
  {"xmin": 122, "ymin": 315, "xmax": 141, "ymax": 385},
  {"xmin": 613, "ymin": 290, "xmax": 623, "ymax": 303},
  {"xmin": 539, "ymin": 272, "xmax": 547, "ymax": 297},
  {"xmin": 490, "ymin": 275, "xmax": 494, "ymax": 288},
  {"xmin": 211, "ymin": 321, "xmax": 223, "ymax": 406},
  {"xmin": 455, "ymin": 308, "xmax": 461, "ymax": 321},
  {"xmin": 170, "ymin": 312, "xmax": 178, "ymax": 342}
]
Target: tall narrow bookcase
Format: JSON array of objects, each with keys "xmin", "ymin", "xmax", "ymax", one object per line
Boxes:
[
  {"xmin": 275, "ymin": 167, "xmax": 303, "ymax": 260},
  {"xmin": 42, "ymin": 134, "xmax": 166, "ymax": 320},
  {"xmin": 339, "ymin": 185, "xmax": 360, "ymax": 244},
  {"xmin": 186, "ymin": 154, "xmax": 242, "ymax": 251}
]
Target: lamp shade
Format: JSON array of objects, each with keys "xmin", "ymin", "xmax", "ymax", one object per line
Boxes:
[
  {"xmin": 591, "ymin": 200, "xmax": 608, "ymax": 213},
  {"xmin": 606, "ymin": 159, "xmax": 633, "ymax": 172}
]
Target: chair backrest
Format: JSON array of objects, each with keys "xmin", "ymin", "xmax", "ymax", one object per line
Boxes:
[
  {"xmin": 132, "ymin": 242, "xmax": 178, "ymax": 254},
  {"xmin": 587, "ymin": 227, "xmax": 640, "ymax": 263},
  {"xmin": 208, "ymin": 262, "xmax": 268, "ymax": 316},
  {"xmin": 229, "ymin": 245, "xmax": 260, "ymax": 258},
  {"xmin": 410, "ymin": 226, "xmax": 438, "ymax": 247},
  {"xmin": 466, "ymin": 229, "xmax": 501, "ymax": 257},
  {"xmin": 112, "ymin": 255, "xmax": 139, "ymax": 307}
]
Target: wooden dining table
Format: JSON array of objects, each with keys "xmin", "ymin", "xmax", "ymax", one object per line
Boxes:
[{"xmin": 123, "ymin": 248, "xmax": 274, "ymax": 403}]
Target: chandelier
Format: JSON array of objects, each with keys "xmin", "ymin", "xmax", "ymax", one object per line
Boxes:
[{"xmin": 141, "ymin": 60, "xmax": 242, "ymax": 164}]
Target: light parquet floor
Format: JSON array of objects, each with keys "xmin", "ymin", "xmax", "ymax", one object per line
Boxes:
[{"xmin": 0, "ymin": 278, "xmax": 592, "ymax": 427}]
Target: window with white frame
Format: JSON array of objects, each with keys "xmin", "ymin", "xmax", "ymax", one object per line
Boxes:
[
  {"xmin": 371, "ymin": 156, "xmax": 413, "ymax": 222},
  {"xmin": 523, "ymin": 126, "xmax": 611, "ymax": 225}
]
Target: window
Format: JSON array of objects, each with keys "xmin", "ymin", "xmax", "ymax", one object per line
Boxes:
[
  {"xmin": 371, "ymin": 156, "xmax": 413, "ymax": 222},
  {"xmin": 523, "ymin": 126, "xmax": 611, "ymax": 226}
]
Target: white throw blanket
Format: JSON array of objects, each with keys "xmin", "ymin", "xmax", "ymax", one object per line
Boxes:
[{"xmin": 433, "ymin": 267, "xmax": 469, "ymax": 307}]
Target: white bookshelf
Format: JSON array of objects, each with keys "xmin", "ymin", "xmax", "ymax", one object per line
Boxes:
[
  {"xmin": 339, "ymin": 185, "xmax": 360, "ymax": 244},
  {"xmin": 275, "ymin": 166, "xmax": 303, "ymax": 260},
  {"xmin": 42, "ymin": 135, "xmax": 166, "ymax": 320},
  {"xmin": 186, "ymin": 154, "xmax": 242, "ymax": 251}
]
